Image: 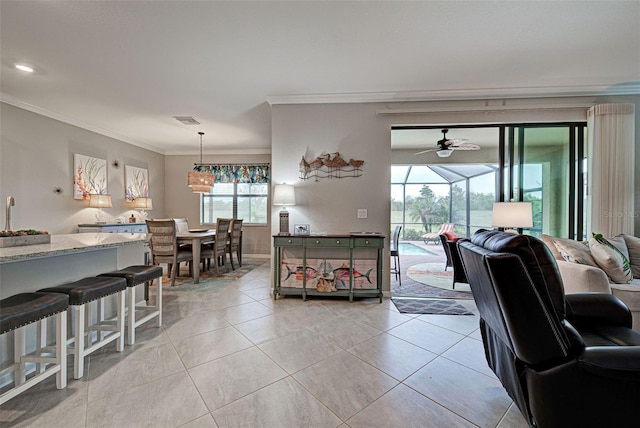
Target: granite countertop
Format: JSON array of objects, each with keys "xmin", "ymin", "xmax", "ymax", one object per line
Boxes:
[
  {"xmin": 0, "ymin": 233, "xmax": 147, "ymax": 263},
  {"xmin": 77, "ymin": 223, "xmax": 147, "ymax": 227}
]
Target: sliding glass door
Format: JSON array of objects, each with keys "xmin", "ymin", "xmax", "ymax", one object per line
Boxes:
[{"xmin": 501, "ymin": 124, "xmax": 586, "ymax": 239}]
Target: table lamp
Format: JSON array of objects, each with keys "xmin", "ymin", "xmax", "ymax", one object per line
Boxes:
[
  {"xmin": 88, "ymin": 194, "xmax": 112, "ymax": 224},
  {"xmin": 273, "ymin": 184, "xmax": 296, "ymax": 235},
  {"xmin": 133, "ymin": 197, "xmax": 153, "ymax": 220},
  {"xmin": 491, "ymin": 202, "xmax": 533, "ymax": 233}
]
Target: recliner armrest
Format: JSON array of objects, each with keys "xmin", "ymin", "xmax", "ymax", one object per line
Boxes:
[
  {"xmin": 566, "ymin": 293, "xmax": 632, "ymax": 329},
  {"xmin": 579, "ymin": 346, "xmax": 640, "ymax": 381}
]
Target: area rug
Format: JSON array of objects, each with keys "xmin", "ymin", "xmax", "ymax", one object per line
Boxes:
[
  {"xmin": 406, "ymin": 262, "xmax": 472, "ymax": 294},
  {"xmin": 392, "ymin": 298, "xmax": 474, "ymax": 315},
  {"xmin": 162, "ymin": 258, "xmax": 265, "ymax": 292}
]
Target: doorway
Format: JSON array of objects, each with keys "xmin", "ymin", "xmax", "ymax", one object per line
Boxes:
[{"xmin": 390, "ymin": 122, "xmax": 587, "ymax": 298}]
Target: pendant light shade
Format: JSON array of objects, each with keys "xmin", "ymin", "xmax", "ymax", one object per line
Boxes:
[{"xmin": 188, "ymin": 132, "xmax": 214, "ymax": 193}]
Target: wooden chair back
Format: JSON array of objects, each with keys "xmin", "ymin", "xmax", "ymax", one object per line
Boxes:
[
  {"xmin": 146, "ymin": 219, "xmax": 177, "ymax": 257},
  {"xmin": 229, "ymin": 219, "xmax": 243, "ymax": 250},
  {"xmin": 173, "ymin": 218, "xmax": 189, "ymax": 233},
  {"xmin": 215, "ymin": 218, "xmax": 232, "ymax": 253}
]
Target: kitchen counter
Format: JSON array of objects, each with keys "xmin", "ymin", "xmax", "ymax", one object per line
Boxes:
[
  {"xmin": 0, "ymin": 233, "xmax": 147, "ymax": 263},
  {"xmin": 0, "ymin": 232, "xmax": 149, "ymax": 370}
]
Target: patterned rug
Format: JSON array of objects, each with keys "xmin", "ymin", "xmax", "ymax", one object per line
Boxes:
[
  {"xmin": 406, "ymin": 262, "xmax": 472, "ymax": 294},
  {"xmin": 391, "ymin": 254, "xmax": 473, "ymax": 300},
  {"xmin": 392, "ymin": 298, "xmax": 474, "ymax": 315},
  {"xmin": 162, "ymin": 258, "xmax": 264, "ymax": 292}
]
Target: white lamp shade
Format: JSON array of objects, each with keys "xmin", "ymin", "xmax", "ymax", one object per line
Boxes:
[
  {"xmin": 88, "ymin": 194, "xmax": 112, "ymax": 208},
  {"xmin": 492, "ymin": 202, "xmax": 533, "ymax": 228},
  {"xmin": 273, "ymin": 184, "xmax": 296, "ymax": 206},
  {"xmin": 133, "ymin": 197, "xmax": 153, "ymax": 210},
  {"xmin": 436, "ymin": 149, "xmax": 453, "ymax": 158}
]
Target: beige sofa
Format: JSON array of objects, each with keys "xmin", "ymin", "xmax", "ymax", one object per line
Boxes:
[{"xmin": 541, "ymin": 234, "xmax": 640, "ymax": 330}]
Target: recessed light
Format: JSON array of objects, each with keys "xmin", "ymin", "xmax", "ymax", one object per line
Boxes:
[{"xmin": 15, "ymin": 64, "xmax": 34, "ymax": 73}]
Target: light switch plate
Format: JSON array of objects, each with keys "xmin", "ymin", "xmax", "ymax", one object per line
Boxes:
[{"xmin": 357, "ymin": 209, "xmax": 368, "ymax": 219}]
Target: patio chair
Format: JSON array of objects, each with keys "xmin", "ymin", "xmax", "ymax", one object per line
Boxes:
[
  {"xmin": 422, "ymin": 223, "xmax": 453, "ymax": 244},
  {"xmin": 390, "ymin": 226, "xmax": 402, "ymax": 285}
]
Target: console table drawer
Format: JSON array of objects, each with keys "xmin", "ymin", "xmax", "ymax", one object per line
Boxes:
[
  {"xmin": 307, "ymin": 237, "xmax": 350, "ymax": 248},
  {"xmin": 274, "ymin": 237, "xmax": 303, "ymax": 247},
  {"xmin": 353, "ymin": 237, "xmax": 384, "ymax": 248}
]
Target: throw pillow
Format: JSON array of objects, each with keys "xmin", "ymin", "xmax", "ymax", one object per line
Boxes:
[
  {"xmin": 551, "ymin": 238, "xmax": 597, "ymax": 267},
  {"xmin": 541, "ymin": 234, "xmax": 564, "ymax": 260},
  {"xmin": 621, "ymin": 234, "xmax": 640, "ymax": 278},
  {"xmin": 589, "ymin": 235, "xmax": 633, "ymax": 284}
]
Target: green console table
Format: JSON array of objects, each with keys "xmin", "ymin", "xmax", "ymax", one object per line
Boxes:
[{"xmin": 273, "ymin": 233, "xmax": 384, "ymax": 302}]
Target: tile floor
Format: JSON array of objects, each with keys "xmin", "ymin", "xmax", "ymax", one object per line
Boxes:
[{"xmin": 0, "ymin": 260, "xmax": 530, "ymax": 427}]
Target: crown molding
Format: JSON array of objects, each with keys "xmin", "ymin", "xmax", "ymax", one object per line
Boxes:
[
  {"xmin": 166, "ymin": 148, "xmax": 272, "ymax": 156},
  {"xmin": 0, "ymin": 93, "xmax": 166, "ymax": 154},
  {"xmin": 266, "ymin": 83, "xmax": 640, "ymax": 105}
]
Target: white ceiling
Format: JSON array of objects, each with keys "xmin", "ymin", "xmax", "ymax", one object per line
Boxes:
[{"xmin": 1, "ymin": 1, "xmax": 639, "ymax": 155}]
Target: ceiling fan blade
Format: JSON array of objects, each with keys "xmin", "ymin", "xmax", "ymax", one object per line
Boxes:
[
  {"xmin": 414, "ymin": 148, "xmax": 436, "ymax": 155},
  {"xmin": 450, "ymin": 143, "xmax": 481, "ymax": 151}
]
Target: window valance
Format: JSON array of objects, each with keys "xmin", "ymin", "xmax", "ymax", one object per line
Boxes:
[{"xmin": 193, "ymin": 163, "xmax": 270, "ymax": 183}]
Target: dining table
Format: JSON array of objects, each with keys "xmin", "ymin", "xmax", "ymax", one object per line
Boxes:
[{"xmin": 175, "ymin": 229, "xmax": 216, "ymax": 284}]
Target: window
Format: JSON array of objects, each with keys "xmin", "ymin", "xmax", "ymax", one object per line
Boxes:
[{"xmin": 201, "ymin": 183, "xmax": 268, "ymax": 225}]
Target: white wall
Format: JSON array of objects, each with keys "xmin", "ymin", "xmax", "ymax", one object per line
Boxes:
[{"xmin": 0, "ymin": 103, "xmax": 165, "ymax": 234}]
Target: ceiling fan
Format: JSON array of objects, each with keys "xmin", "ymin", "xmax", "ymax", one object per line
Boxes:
[{"xmin": 414, "ymin": 129, "xmax": 481, "ymax": 158}]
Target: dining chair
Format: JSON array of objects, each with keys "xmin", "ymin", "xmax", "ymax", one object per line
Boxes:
[
  {"xmin": 227, "ymin": 218, "xmax": 243, "ymax": 270},
  {"xmin": 173, "ymin": 217, "xmax": 208, "ymax": 272},
  {"xmin": 146, "ymin": 219, "xmax": 193, "ymax": 286},
  {"xmin": 212, "ymin": 218, "xmax": 232, "ymax": 274}
]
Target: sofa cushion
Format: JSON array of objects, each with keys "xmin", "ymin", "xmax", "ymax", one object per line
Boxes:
[
  {"xmin": 552, "ymin": 238, "xmax": 597, "ymax": 267},
  {"xmin": 621, "ymin": 234, "xmax": 640, "ymax": 278},
  {"xmin": 590, "ymin": 237, "xmax": 633, "ymax": 284}
]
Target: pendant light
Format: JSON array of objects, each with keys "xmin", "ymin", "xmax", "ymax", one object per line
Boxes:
[{"xmin": 187, "ymin": 131, "xmax": 214, "ymax": 193}]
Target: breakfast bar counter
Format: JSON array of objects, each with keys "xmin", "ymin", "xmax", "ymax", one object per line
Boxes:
[
  {"xmin": 0, "ymin": 233, "xmax": 149, "ymax": 371},
  {"xmin": 0, "ymin": 233, "xmax": 148, "ymax": 298},
  {"xmin": 0, "ymin": 232, "xmax": 147, "ymax": 263}
]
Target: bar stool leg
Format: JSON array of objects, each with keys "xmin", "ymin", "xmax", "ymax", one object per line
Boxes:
[
  {"xmin": 57, "ymin": 311, "xmax": 67, "ymax": 389},
  {"xmin": 116, "ymin": 290, "xmax": 125, "ymax": 352},
  {"xmin": 14, "ymin": 327, "xmax": 26, "ymax": 386},
  {"xmin": 74, "ymin": 304, "xmax": 86, "ymax": 379},
  {"xmin": 127, "ymin": 286, "xmax": 136, "ymax": 346},
  {"xmin": 156, "ymin": 276, "xmax": 163, "ymax": 327},
  {"xmin": 36, "ymin": 319, "xmax": 46, "ymax": 374}
]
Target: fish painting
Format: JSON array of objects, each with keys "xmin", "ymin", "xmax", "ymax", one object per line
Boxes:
[
  {"xmin": 283, "ymin": 264, "xmax": 317, "ymax": 282},
  {"xmin": 333, "ymin": 263, "xmax": 372, "ymax": 288}
]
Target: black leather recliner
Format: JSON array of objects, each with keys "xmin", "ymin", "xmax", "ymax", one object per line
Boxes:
[{"xmin": 458, "ymin": 229, "xmax": 640, "ymax": 428}]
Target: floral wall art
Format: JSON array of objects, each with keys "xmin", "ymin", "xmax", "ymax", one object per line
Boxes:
[
  {"xmin": 125, "ymin": 165, "xmax": 149, "ymax": 202},
  {"xmin": 73, "ymin": 153, "xmax": 107, "ymax": 200}
]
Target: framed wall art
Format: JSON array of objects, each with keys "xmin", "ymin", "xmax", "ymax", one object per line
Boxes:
[
  {"xmin": 74, "ymin": 153, "xmax": 107, "ymax": 200},
  {"xmin": 125, "ymin": 165, "xmax": 149, "ymax": 202}
]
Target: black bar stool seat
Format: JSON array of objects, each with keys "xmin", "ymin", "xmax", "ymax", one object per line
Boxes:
[
  {"xmin": 0, "ymin": 293, "xmax": 69, "ymax": 334},
  {"xmin": 40, "ymin": 277, "xmax": 126, "ymax": 306},
  {"xmin": 99, "ymin": 265, "xmax": 163, "ymax": 345},
  {"xmin": 39, "ymin": 276, "xmax": 127, "ymax": 379},
  {"xmin": 0, "ymin": 292, "xmax": 69, "ymax": 405}
]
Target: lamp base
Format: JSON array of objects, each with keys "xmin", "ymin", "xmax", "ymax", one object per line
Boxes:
[{"xmin": 279, "ymin": 209, "xmax": 289, "ymax": 235}]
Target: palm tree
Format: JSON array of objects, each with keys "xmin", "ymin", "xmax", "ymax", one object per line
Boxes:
[{"xmin": 407, "ymin": 186, "xmax": 447, "ymax": 232}]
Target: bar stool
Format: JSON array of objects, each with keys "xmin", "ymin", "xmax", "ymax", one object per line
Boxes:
[
  {"xmin": 98, "ymin": 265, "xmax": 163, "ymax": 345},
  {"xmin": 39, "ymin": 276, "xmax": 127, "ymax": 379},
  {"xmin": 0, "ymin": 292, "xmax": 69, "ymax": 405}
]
